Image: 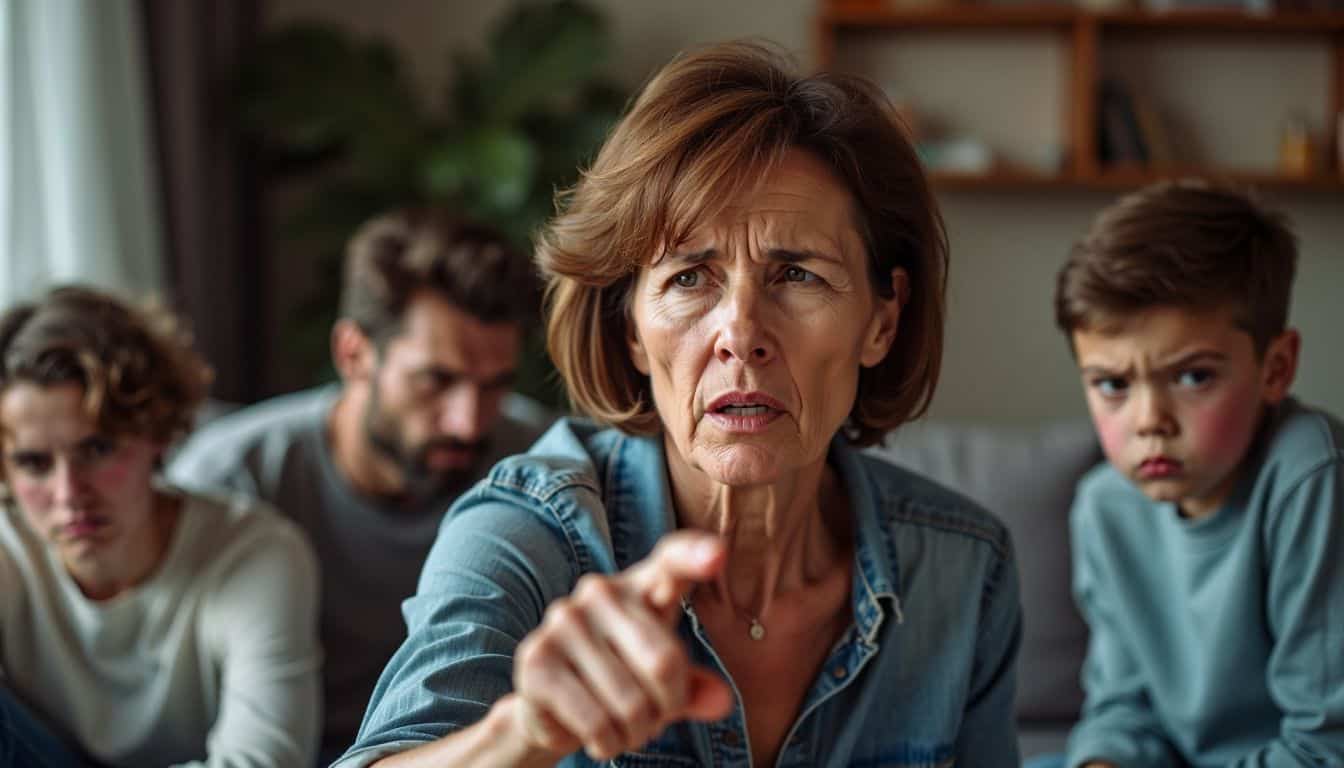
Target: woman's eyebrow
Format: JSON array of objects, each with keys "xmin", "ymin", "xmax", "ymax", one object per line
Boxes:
[
  {"xmin": 654, "ymin": 249, "xmax": 716, "ymax": 268},
  {"xmin": 766, "ymin": 247, "xmax": 841, "ymax": 265}
]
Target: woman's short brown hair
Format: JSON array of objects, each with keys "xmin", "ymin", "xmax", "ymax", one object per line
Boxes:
[
  {"xmin": 0, "ymin": 285, "xmax": 212, "ymax": 446},
  {"xmin": 537, "ymin": 41, "xmax": 947, "ymax": 446},
  {"xmin": 1055, "ymin": 179, "xmax": 1298, "ymax": 356}
]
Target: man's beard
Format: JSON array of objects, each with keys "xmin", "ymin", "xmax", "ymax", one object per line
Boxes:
[{"xmin": 362, "ymin": 384, "xmax": 488, "ymax": 502}]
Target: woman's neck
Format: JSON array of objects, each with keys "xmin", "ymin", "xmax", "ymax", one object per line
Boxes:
[{"xmin": 665, "ymin": 442, "xmax": 848, "ymax": 624}]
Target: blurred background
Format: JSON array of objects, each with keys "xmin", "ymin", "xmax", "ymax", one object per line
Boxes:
[{"xmin": 2, "ymin": 0, "xmax": 1341, "ymax": 426}]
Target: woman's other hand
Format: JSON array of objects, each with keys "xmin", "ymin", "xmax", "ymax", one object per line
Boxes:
[{"xmin": 510, "ymin": 531, "xmax": 735, "ymax": 760}]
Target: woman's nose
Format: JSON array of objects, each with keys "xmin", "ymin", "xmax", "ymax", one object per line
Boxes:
[{"xmin": 714, "ymin": 282, "xmax": 776, "ymax": 366}]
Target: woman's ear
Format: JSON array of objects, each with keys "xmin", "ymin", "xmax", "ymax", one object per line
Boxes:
[
  {"xmin": 625, "ymin": 279, "xmax": 651, "ymax": 375},
  {"xmin": 627, "ymin": 317, "xmax": 650, "ymax": 375},
  {"xmin": 1261, "ymin": 328, "xmax": 1300, "ymax": 404},
  {"xmin": 860, "ymin": 267, "xmax": 908, "ymax": 368}
]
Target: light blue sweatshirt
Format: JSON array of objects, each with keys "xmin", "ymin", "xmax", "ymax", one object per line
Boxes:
[{"xmin": 1066, "ymin": 398, "xmax": 1344, "ymax": 767}]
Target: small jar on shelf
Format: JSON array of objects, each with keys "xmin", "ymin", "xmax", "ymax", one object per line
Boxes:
[{"xmin": 1277, "ymin": 113, "xmax": 1316, "ymax": 176}]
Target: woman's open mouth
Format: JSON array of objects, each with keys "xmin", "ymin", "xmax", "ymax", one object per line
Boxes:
[{"xmin": 706, "ymin": 392, "xmax": 785, "ymax": 433}]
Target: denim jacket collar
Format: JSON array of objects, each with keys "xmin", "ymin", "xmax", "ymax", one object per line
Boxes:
[{"xmin": 569, "ymin": 425, "xmax": 904, "ymax": 646}]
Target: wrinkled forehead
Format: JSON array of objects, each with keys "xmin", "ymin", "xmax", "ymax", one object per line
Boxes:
[{"xmin": 647, "ymin": 148, "xmax": 867, "ymax": 267}]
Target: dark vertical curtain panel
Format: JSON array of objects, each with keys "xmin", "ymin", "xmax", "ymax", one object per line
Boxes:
[{"xmin": 141, "ymin": 0, "xmax": 265, "ymax": 404}]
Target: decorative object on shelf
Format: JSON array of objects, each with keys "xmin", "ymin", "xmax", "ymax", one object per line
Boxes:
[
  {"xmin": 1278, "ymin": 112, "xmax": 1317, "ymax": 175},
  {"xmin": 1098, "ymin": 80, "xmax": 1148, "ymax": 167},
  {"xmin": 1142, "ymin": 0, "xmax": 1271, "ymax": 13},
  {"xmin": 1098, "ymin": 80, "xmax": 1178, "ymax": 170},
  {"xmin": 1129, "ymin": 90, "xmax": 1175, "ymax": 168},
  {"xmin": 1076, "ymin": 0, "xmax": 1133, "ymax": 13},
  {"xmin": 815, "ymin": 2, "xmax": 1344, "ymax": 191},
  {"xmin": 920, "ymin": 137, "xmax": 996, "ymax": 173}
]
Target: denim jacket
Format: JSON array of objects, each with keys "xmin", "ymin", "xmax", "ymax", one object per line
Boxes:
[{"xmin": 335, "ymin": 419, "xmax": 1021, "ymax": 768}]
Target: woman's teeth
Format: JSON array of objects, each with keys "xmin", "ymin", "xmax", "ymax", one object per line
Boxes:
[{"xmin": 720, "ymin": 405, "xmax": 769, "ymax": 415}]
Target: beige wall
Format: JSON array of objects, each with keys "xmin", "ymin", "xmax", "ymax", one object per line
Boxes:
[{"xmin": 266, "ymin": 0, "xmax": 1344, "ymax": 425}]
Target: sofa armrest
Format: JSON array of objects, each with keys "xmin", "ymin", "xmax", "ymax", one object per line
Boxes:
[{"xmin": 867, "ymin": 419, "xmax": 1102, "ymax": 724}]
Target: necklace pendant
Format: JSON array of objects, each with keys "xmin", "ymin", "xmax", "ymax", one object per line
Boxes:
[{"xmin": 749, "ymin": 618, "xmax": 765, "ymax": 641}]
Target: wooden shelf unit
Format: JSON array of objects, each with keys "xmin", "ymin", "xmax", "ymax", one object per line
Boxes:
[{"xmin": 816, "ymin": 3, "xmax": 1344, "ymax": 191}]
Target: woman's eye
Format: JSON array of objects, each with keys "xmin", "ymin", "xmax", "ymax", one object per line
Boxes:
[
  {"xmin": 782, "ymin": 266, "xmax": 815, "ymax": 283},
  {"xmin": 1177, "ymin": 368, "xmax": 1215, "ymax": 388},
  {"xmin": 672, "ymin": 270, "xmax": 700, "ymax": 288}
]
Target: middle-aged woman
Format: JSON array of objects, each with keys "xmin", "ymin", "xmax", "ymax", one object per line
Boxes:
[{"xmin": 338, "ymin": 41, "xmax": 1021, "ymax": 768}]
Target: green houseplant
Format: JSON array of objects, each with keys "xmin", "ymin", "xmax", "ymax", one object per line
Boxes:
[{"xmin": 240, "ymin": 0, "xmax": 628, "ymax": 405}]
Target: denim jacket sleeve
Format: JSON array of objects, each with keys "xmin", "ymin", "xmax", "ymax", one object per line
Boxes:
[
  {"xmin": 333, "ymin": 491, "xmax": 581, "ymax": 768},
  {"xmin": 954, "ymin": 528, "xmax": 1023, "ymax": 765}
]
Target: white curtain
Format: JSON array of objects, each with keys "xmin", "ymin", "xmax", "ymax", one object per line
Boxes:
[{"xmin": 0, "ymin": 0, "xmax": 163, "ymax": 306}]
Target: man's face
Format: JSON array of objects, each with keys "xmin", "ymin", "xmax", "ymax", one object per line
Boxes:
[
  {"xmin": 1072, "ymin": 306, "xmax": 1293, "ymax": 519},
  {"xmin": 361, "ymin": 292, "xmax": 521, "ymax": 496}
]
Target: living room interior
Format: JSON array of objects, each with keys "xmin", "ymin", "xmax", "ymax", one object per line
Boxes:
[
  {"xmin": 262, "ymin": 0, "xmax": 1344, "ymax": 430},
  {"xmin": 3, "ymin": 0, "xmax": 1340, "ymax": 762},
  {"xmin": 249, "ymin": 3, "xmax": 1343, "ymax": 756}
]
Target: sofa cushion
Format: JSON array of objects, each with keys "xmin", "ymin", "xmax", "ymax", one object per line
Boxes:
[{"xmin": 866, "ymin": 419, "xmax": 1101, "ymax": 723}]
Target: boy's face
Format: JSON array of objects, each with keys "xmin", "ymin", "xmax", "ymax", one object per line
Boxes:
[{"xmin": 1072, "ymin": 306, "xmax": 1297, "ymax": 519}]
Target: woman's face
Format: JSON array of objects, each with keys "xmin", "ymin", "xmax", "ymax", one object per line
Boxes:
[
  {"xmin": 1, "ymin": 382, "xmax": 163, "ymax": 574},
  {"xmin": 628, "ymin": 149, "xmax": 904, "ymax": 486}
]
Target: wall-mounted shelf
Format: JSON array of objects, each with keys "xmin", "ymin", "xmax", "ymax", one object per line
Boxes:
[{"xmin": 816, "ymin": 3, "xmax": 1344, "ymax": 191}]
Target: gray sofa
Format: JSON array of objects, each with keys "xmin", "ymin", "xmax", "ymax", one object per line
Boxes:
[{"xmin": 868, "ymin": 419, "xmax": 1103, "ymax": 759}]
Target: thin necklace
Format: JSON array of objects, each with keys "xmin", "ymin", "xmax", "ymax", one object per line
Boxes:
[
  {"xmin": 688, "ymin": 588, "xmax": 767, "ymax": 640},
  {"xmin": 747, "ymin": 616, "xmax": 766, "ymax": 641},
  {"xmin": 730, "ymin": 602, "xmax": 766, "ymax": 640}
]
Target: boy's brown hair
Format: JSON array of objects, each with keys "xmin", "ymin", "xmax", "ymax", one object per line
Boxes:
[
  {"xmin": 0, "ymin": 285, "xmax": 213, "ymax": 446},
  {"xmin": 1055, "ymin": 179, "xmax": 1297, "ymax": 355}
]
